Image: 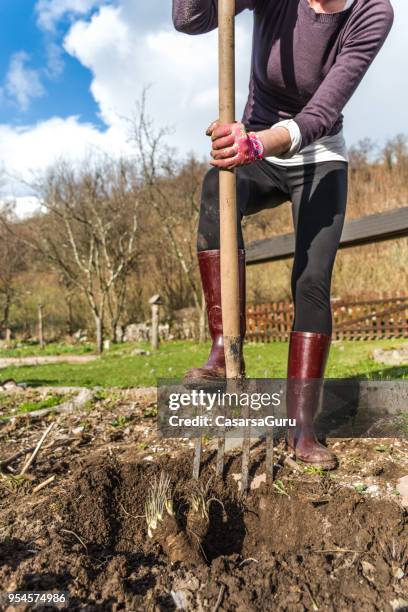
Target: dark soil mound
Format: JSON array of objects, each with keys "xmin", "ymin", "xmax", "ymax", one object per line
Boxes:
[{"xmin": 1, "ymin": 450, "xmax": 407, "ymax": 611}]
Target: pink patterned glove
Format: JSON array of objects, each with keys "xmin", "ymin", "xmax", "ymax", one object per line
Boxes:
[{"xmin": 207, "ymin": 121, "xmax": 265, "ymax": 169}]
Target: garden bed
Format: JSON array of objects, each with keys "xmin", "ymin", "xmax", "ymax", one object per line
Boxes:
[{"xmin": 0, "ymin": 388, "xmax": 407, "ymax": 611}]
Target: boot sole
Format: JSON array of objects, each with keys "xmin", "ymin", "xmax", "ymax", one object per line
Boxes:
[{"xmin": 293, "ymin": 455, "xmax": 338, "ymax": 471}]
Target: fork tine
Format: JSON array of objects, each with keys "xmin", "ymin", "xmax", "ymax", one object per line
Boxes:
[
  {"xmin": 266, "ymin": 429, "xmax": 274, "ymax": 482},
  {"xmin": 241, "ymin": 425, "xmax": 251, "ymax": 494},
  {"xmin": 216, "ymin": 433, "xmax": 225, "ymax": 477},
  {"xmin": 193, "ymin": 435, "xmax": 202, "ymax": 479}
]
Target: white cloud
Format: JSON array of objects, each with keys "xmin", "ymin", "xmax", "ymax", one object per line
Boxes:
[
  {"xmin": 34, "ymin": 0, "xmax": 106, "ymax": 80},
  {"xmin": 5, "ymin": 52, "xmax": 45, "ymax": 111},
  {"xmin": 63, "ymin": 3, "xmax": 253, "ymax": 157},
  {"xmin": 35, "ymin": 0, "xmax": 105, "ymax": 33},
  {"xmin": 12, "ymin": 196, "xmax": 42, "ymax": 218},
  {"xmin": 44, "ymin": 41, "xmax": 65, "ymax": 78},
  {"xmin": 0, "ymin": 116, "xmax": 131, "ymax": 199}
]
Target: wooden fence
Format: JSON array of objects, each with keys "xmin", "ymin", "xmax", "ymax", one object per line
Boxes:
[
  {"xmin": 247, "ymin": 294, "xmax": 408, "ymax": 342},
  {"xmin": 246, "ymin": 206, "xmax": 408, "ymax": 264}
]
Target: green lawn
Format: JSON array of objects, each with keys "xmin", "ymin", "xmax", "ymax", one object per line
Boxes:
[
  {"xmin": 0, "ymin": 339, "xmax": 406, "ymax": 388},
  {"xmin": 0, "ymin": 342, "xmax": 95, "ymax": 358}
]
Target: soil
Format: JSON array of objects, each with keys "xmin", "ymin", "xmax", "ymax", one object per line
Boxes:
[{"xmin": 0, "ymin": 388, "xmax": 407, "ymax": 611}]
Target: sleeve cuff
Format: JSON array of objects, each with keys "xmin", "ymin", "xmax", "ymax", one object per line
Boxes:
[{"xmin": 270, "ymin": 119, "xmax": 302, "ymax": 158}]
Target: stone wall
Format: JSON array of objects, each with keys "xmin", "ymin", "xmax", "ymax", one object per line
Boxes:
[{"xmin": 123, "ymin": 307, "xmax": 203, "ymax": 342}]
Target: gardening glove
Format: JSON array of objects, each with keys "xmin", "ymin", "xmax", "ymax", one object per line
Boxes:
[{"xmin": 206, "ymin": 120, "xmax": 264, "ymax": 169}]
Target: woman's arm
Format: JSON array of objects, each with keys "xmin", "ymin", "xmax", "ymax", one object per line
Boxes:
[
  {"xmin": 294, "ymin": 2, "xmax": 394, "ymax": 150},
  {"xmin": 172, "ymin": 0, "xmax": 257, "ymax": 35}
]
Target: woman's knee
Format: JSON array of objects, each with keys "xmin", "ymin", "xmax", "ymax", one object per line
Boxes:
[
  {"xmin": 295, "ymin": 270, "xmax": 330, "ymax": 308},
  {"xmin": 197, "ymin": 166, "xmax": 247, "ymax": 252},
  {"xmin": 293, "ymin": 271, "xmax": 332, "ymax": 334},
  {"xmin": 197, "ymin": 167, "xmax": 220, "ymax": 251}
]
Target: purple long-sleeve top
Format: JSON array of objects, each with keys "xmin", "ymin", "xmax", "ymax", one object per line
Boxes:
[{"xmin": 172, "ymin": 0, "xmax": 394, "ymax": 150}]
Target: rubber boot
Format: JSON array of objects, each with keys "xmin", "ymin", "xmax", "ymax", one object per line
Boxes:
[
  {"xmin": 183, "ymin": 249, "xmax": 246, "ymax": 383},
  {"xmin": 286, "ymin": 331, "xmax": 338, "ymax": 470}
]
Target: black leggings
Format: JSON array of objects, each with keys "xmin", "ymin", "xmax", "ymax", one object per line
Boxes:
[{"xmin": 197, "ymin": 160, "xmax": 348, "ymax": 336}]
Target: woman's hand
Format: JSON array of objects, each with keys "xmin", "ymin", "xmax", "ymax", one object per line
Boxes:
[
  {"xmin": 207, "ymin": 121, "xmax": 264, "ymax": 169},
  {"xmin": 207, "ymin": 120, "xmax": 292, "ymax": 169}
]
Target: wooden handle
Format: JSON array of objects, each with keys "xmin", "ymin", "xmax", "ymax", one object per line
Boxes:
[
  {"xmin": 219, "ymin": 0, "xmax": 235, "ymax": 125},
  {"xmin": 218, "ymin": 0, "xmax": 242, "ymax": 379}
]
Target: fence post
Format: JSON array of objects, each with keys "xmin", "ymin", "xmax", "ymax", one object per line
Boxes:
[
  {"xmin": 149, "ymin": 294, "xmax": 163, "ymax": 351},
  {"xmin": 4, "ymin": 328, "xmax": 12, "ymax": 348},
  {"xmin": 38, "ymin": 303, "xmax": 45, "ymax": 349}
]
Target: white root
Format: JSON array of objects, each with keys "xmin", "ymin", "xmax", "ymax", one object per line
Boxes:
[{"xmin": 145, "ymin": 471, "xmax": 174, "ymax": 538}]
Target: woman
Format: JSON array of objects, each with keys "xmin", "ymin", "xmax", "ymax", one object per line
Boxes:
[{"xmin": 172, "ymin": 0, "xmax": 394, "ymax": 468}]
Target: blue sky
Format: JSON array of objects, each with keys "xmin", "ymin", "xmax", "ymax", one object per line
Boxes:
[
  {"xmin": 0, "ymin": 0, "xmax": 407, "ymax": 212},
  {"xmin": 0, "ymin": 1, "xmax": 102, "ymax": 126}
]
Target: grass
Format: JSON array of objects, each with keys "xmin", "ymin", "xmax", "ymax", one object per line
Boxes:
[
  {"xmin": 0, "ymin": 338, "xmax": 406, "ymax": 389},
  {"xmin": 354, "ymin": 483, "xmax": 368, "ymax": 494},
  {"xmin": 0, "ymin": 342, "xmax": 95, "ymax": 358},
  {"xmin": 17, "ymin": 395, "xmax": 65, "ymax": 414},
  {"xmin": 302, "ymin": 466, "xmax": 326, "ymax": 477},
  {"xmin": 111, "ymin": 415, "xmax": 130, "ymax": 428},
  {"xmin": 273, "ymin": 480, "xmax": 289, "ymax": 496},
  {"xmin": 0, "ymin": 391, "xmax": 70, "ymax": 417}
]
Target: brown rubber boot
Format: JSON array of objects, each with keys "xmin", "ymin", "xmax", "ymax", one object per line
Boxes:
[
  {"xmin": 183, "ymin": 249, "xmax": 246, "ymax": 383},
  {"xmin": 286, "ymin": 331, "xmax": 338, "ymax": 470}
]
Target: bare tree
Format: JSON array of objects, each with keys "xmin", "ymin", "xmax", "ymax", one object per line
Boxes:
[
  {"xmin": 382, "ymin": 134, "xmax": 408, "ymax": 170},
  {"xmin": 129, "ymin": 96, "xmax": 206, "ymax": 336},
  {"xmin": 0, "ymin": 204, "xmax": 27, "ymax": 338},
  {"xmin": 22, "ymin": 157, "xmax": 141, "ymax": 353}
]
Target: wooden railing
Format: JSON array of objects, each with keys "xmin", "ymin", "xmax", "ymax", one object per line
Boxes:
[
  {"xmin": 246, "ymin": 206, "xmax": 408, "ymax": 264},
  {"xmin": 247, "ymin": 293, "xmax": 408, "ymax": 341}
]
